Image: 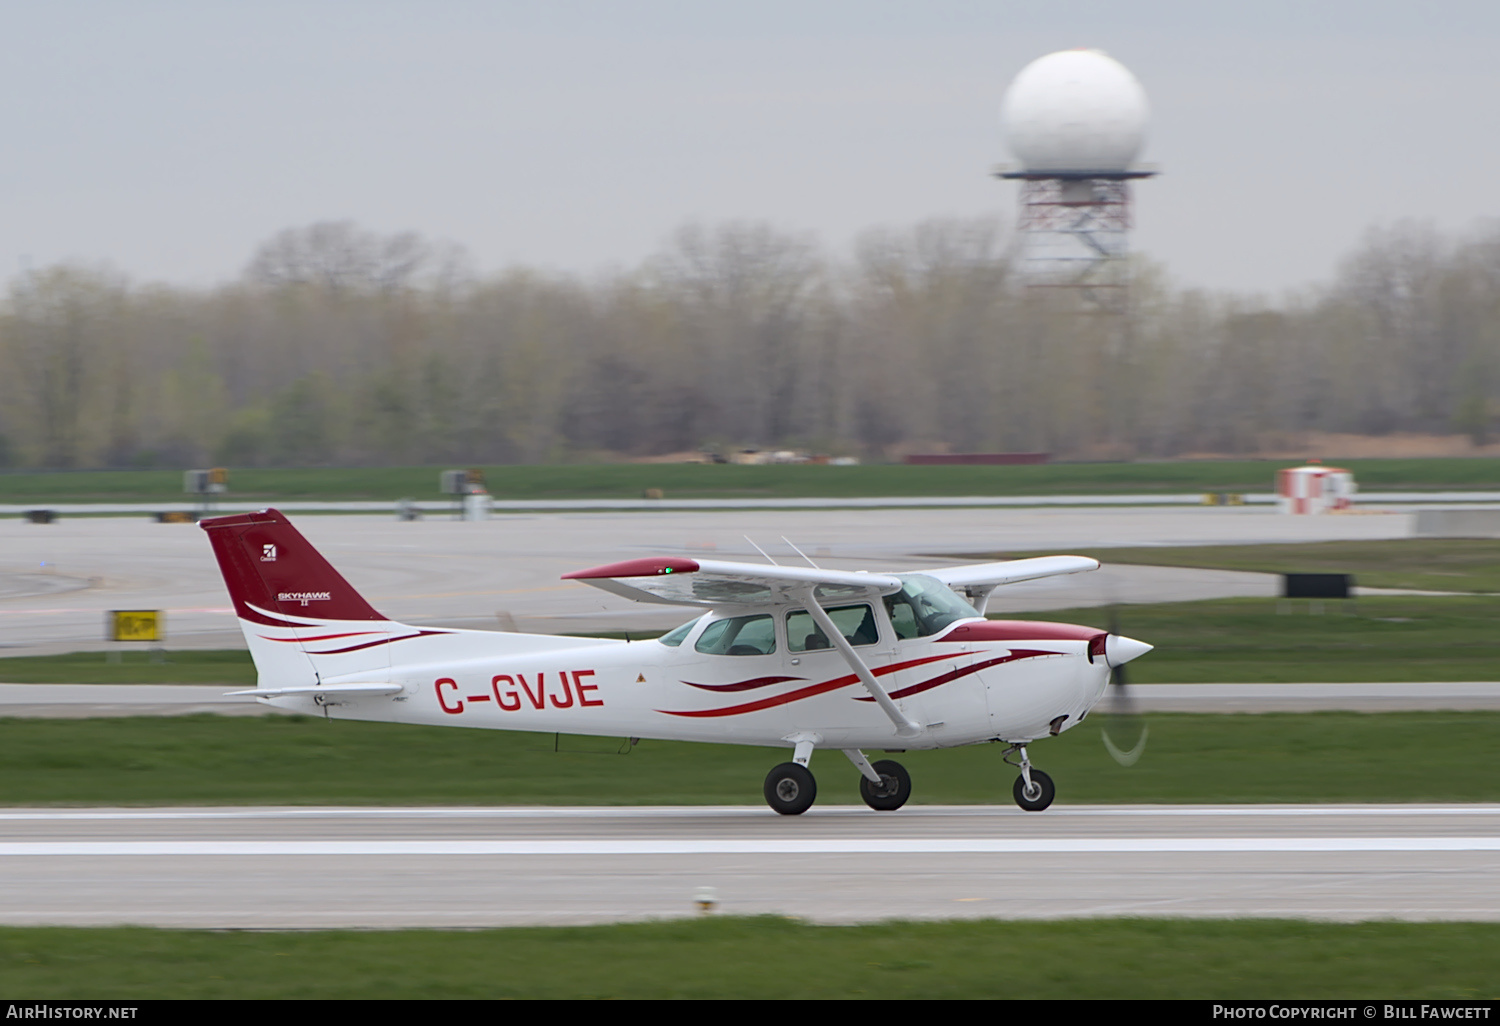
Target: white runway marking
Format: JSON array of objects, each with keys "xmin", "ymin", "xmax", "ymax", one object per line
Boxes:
[
  {"xmin": 4, "ymin": 837, "xmax": 1499, "ymax": 856},
  {"xmin": 4, "ymin": 805, "xmax": 1496, "ymax": 925}
]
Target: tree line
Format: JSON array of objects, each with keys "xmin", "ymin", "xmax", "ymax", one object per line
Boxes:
[{"xmin": 2, "ymin": 217, "xmax": 1498, "ymax": 469}]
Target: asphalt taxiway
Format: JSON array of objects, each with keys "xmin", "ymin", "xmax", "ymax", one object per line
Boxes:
[
  {"xmin": 1, "ymin": 505, "xmax": 1416, "ymax": 656},
  {"xmin": 1, "ymin": 804, "xmax": 1496, "ymax": 927}
]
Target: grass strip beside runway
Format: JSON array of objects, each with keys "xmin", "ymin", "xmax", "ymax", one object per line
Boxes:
[
  {"xmin": 2, "ymin": 917, "xmax": 1497, "ymax": 998},
  {"xmin": 996, "ymin": 538, "xmax": 1500, "ymax": 595},
  {"xmin": 0, "ymin": 649, "xmax": 257, "ymax": 685},
  {"xmin": 1, "ymin": 711, "xmax": 1497, "ymax": 805},
  {"xmin": 1015, "ymin": 596, "xmax": 1500, "ymax": 683}
]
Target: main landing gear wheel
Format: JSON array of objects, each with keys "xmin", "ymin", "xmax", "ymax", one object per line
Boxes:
[
  {"xmin": 859, "ymin": 759, "xmax": 911, "ymax": 811},
  {"xmin": 1012, "ymin": 768, "xmax": 1055, "ymax": 812},
  {"xmin": 764, "ymin": 762, "xmax": 817, "ymax": 816}
]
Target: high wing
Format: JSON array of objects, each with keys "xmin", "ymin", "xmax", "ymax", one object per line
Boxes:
[
  {"xmin": 561, "ymin": 554, "xmax": 1098, "ymax": 612},
  {"xmin": 922, "ymin": 555, "xmax": 1100, "ymax": 590},
  {"xmin": 561, "ymin": 557, "xmax": 903, "ymax": 607},
  {"xmin": 920, "ymin": 555, "xmax": 1100, "ymax": 614}
]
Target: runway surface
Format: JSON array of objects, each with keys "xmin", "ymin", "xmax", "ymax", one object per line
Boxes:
[
  {"xmin": 1, "ymin": 505, "xmax": 1414, "ymax": 656},
  {"xmin": 1, "ymin": 804, "xmax": 1495, "ymax": 927}
]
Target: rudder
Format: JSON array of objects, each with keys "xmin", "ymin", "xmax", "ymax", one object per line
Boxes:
[{"xmin": 201, "ymin": 508, "xmax": 400, "ymax": 687}]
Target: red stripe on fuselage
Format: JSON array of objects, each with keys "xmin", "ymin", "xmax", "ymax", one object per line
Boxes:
[
  {"xmin": 937, "ymin": 620, "xmax": 1101, "ymax": 643},
  {"xmin": 657, "ymin": 652, "xmax": 961, "ymax": 718},
  {"xmin": 305, "ymin": 629, "xmax": 452, "ymax": 654},
  {"xmin": 680, "ymin": 675, "xmax": 805, "ymax": 693},
  {"xmin": 855, "ymin": 649, "xmax": 1061, "ymax": 701},
  {"xmin": 255, "ymin": 628, "xmax": 454, "ymax": 655},
  {"xmin": 262, "ymin": 631, "xmax": 385, "ymax": 644}
]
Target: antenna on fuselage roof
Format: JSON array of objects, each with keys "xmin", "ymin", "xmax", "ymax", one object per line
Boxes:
[
  {"xmin": 743, "ymin": 536, "xmax": 780, "ymax": 566},
  {"xmin": 781, "ymin": 536, "xmax": 821, "ymax": 570}
]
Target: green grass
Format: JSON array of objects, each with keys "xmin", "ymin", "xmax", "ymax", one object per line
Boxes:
[
  {"xmin": 1, "ymin": 711, "xmax": 1498, "ymax": 806},
  {"xmin": 5, "ymin": 457, "xmax": 1500, "ymax": 505},
  {"xmin": 3, "ymin": 917, "xmax": 1497, "ymax": 998},
  {"xmin": 988, "ymin": 538, "xmax": 1500, "ymax": 594},
  {"xmin": 0, "ymin": 649, "xmax": 256, "ymax": 685}
]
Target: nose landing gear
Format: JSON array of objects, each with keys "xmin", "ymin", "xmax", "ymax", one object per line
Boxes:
[
  {"xmin": 1003, "ymin": 743, "xmax": 1055, "ymax": 812},
  {"xmin": 1013, "ymin": 767, "xmax": 1055, "ymax": 811}
]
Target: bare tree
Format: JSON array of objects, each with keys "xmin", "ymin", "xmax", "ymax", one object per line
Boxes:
[{"xmin": 245, "ymin": 221, "xmax": 465, "ymax": 294}]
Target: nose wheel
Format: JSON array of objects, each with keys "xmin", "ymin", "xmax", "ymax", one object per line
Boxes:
[
  {"xmin": 1003, "ymin": 743, "xmax": 1056, "ymax": 812},
  {"xmin": 1012, "ymin": 768, "xmax": 1055, "ymax": 811}
]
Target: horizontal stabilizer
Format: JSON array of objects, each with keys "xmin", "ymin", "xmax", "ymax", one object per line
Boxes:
[{"xmin": 226, "ymin": 683, "xmax": 405, "ymax": 699}]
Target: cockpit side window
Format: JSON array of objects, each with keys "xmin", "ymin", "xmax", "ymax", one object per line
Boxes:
[
  {"xmin": 693, "ymin": 613, "xmax": 777, "ymax": 656},
  {"xmin": 785, "ymin": 604, "xmax": 878, "ymax": 652},
  {"xmin": 887, "ymin": 598, "xmax": 921, "ymax": 640}
]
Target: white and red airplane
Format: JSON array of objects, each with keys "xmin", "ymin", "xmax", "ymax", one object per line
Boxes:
[{"xmin": 202, "ymin": 508, "xmax": 1151, "ymax": 814}]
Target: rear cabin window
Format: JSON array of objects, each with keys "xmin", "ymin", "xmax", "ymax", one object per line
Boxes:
[
  {"xmin": 785, "ymin": 604, "xmax": 879, "ymax": 652},
  {"xmin": 694, "ymin": 614, "xmax": 777, "ymax": 656}
]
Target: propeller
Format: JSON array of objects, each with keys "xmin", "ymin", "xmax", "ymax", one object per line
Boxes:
[{"xmin": 1098, "ymin": 597, "xmax": 1152, "ymax": 767}]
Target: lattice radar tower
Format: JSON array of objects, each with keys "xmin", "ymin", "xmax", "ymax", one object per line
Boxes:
[{"xmin": 996, "ymin": 49, "xmax": 1157, "ymax": 308}]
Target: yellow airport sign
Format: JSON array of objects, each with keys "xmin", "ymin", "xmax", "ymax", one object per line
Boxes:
[{"xmin": 109, "ymin": 610, "xmax": 161, "ymax": 642}]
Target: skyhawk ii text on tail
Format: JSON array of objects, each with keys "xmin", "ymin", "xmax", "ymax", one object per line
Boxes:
[{"xmin": 202, "ymin": 509, "xmax": 1151, "ymax": 814}]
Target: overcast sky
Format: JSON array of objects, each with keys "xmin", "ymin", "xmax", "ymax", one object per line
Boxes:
[{"xmin": 3, "ymin": 1, "xmax": 1498, "ymax": 295}]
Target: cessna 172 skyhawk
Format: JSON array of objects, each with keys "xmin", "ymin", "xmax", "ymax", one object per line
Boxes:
[{"xmin": 203, "ymin": 508, "xmax": 1152, "ymax": 814}]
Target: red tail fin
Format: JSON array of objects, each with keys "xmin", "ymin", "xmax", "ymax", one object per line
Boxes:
[{"xmin": 200, "ymin": 508, "xmax": 386, "ymax": 624}]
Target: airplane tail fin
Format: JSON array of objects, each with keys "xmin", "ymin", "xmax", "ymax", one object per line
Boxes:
[{"xmin": 200, "ymin": 508, "xmax": 416, "ymax": 687}]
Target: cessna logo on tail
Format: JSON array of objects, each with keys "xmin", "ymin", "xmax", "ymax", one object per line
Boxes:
[
  {"xmin": 277, "ymin": 591, "xmax": 330, "ymax": 606},
  {"xmin": 261, "ymin": 544, "xmax": 277, "ymax": 562}
]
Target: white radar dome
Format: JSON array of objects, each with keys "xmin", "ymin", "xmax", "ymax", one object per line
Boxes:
[{"xmin": 1001, "ymin": 49, "xmax": 1149, "ymax": 174}]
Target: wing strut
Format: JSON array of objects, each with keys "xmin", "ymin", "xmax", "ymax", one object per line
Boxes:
[
  {"xmin": 796, "ymin": 588, "xmax": 923, "ymax": 740},
  {"xmin": 962, "ymin": 586, "xmax": 996, "ymax": 617}
]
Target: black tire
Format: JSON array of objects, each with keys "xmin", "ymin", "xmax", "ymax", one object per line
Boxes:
[
  {"xmin": 764, "ymin": 762, "xmax": 817, "ymax": 815},
  {"xmin": 859, "ymin": 759, "xmax": 912, "ymax": 811},
  {"xmin": 1012, "ymin": 768, "xmax": 1055, "ymax": 812}
]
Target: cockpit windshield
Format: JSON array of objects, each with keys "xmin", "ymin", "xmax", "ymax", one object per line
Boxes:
[
  {"xmin": 885, "ymin": 574, "xmax": 980, "ymax": 639},
  {"xmin": 657, "ymin": 616, "xmax": 702, "ymax": 647}
]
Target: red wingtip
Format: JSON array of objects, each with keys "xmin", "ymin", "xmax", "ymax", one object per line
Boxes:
[{"xmin": 561, "ymin": 557, "xmax": 701, "ymax": 580}]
